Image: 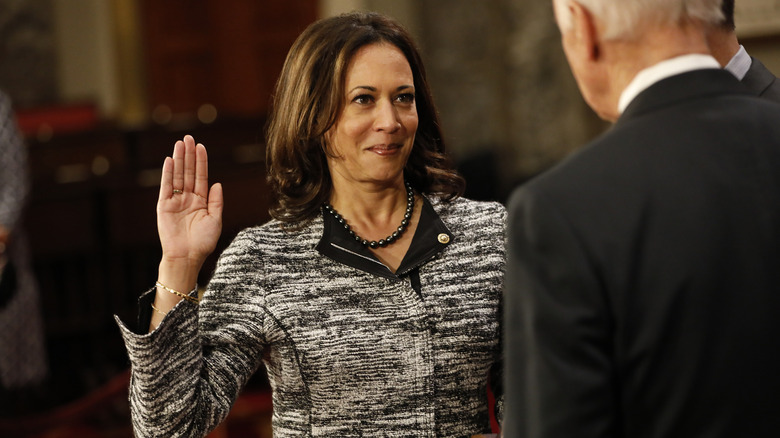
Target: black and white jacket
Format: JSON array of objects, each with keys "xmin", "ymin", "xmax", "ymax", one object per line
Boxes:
[
  {"xmin": 0, "ymin": 90, "xmax": 47, "ymax": 389},
  {"xmin": 117, "ymin": 195, "xmax": 505, "ymax": 437}
]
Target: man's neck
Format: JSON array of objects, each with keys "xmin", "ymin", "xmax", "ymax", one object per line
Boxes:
[{"xmin": 706, "ymin": 27, "xmax": 741, "ymax": 67}]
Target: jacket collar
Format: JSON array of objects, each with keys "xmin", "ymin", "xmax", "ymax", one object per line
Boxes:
[
  {"xmin": 742, "ymin": 57, "xmax": 779, "ymax": 97},
  {"xmin": 316, "ymin": 195, "xmax": 453, "ymax": 280},
  {"xmin": 617, "ymin": 54, "xmax": 720, "ymax": 115},
  {"xmin": 618, "ymin": 68, "xmax": 749, "ymax": 126}
]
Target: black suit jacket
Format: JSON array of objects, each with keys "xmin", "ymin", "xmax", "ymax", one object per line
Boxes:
[
  {"xmin": 504, "ymin": 69, "xmax": 780, "ymax": 438},
  {"xmin": 742, "ymin": 57, "xmax": 780, "ymax": 103}
]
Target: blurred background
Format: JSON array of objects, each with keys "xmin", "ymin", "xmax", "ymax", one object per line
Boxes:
[{"xmin": 0, "ymin": 0, "xmax": 778, "ymax": 436}]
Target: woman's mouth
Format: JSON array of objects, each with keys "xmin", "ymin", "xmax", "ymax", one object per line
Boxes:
[{"xmin": 368, "ymin": 144, "xmax": 401, "ymax": 155}]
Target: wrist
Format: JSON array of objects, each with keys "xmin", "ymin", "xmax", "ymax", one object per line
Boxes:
[
  {"xmin": 157, "ymin": 258, "xmax": 201, "ymax": 296},
  {"xmin": 159, "ymin": 255, "xmax": 202, "ymax": 278},
  {"xmin": 155, "ymin": 281, "xmax": 199, "ymax": 304}
]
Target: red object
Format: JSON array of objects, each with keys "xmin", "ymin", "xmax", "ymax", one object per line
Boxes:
[
  {"xmin": 488, "ymin": 382, "xmax": 500, "ymax": 433},
  {"xmin": 14, "ymin": 102, "xmax": 99, "ymax": 138}
]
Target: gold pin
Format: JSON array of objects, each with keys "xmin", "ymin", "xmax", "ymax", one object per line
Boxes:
[{"xmin": 437, "ymin": 233, "xmax": 450, "ymax": 244}]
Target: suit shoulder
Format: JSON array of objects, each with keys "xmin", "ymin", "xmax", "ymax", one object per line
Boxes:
[
  {"xmin": 429, "ymin": 195, "xmax": 506, "ymax": 221},
  {"xmin": 427, "ymin": 196, "xmax": 506, "ymax": 243},
  {"xmin": 226, "ymin": 217, "xmax": 320, "ymax": 256}
]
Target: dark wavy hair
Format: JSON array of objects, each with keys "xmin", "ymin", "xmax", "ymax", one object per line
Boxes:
[{"xmin": 265, "ymin": 11, "xmax": 464, "ymax": 223}]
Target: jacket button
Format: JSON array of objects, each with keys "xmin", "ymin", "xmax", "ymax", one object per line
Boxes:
[{"xmin": 437, "ymin": 233, "xmax": 450, "ymax": 244}]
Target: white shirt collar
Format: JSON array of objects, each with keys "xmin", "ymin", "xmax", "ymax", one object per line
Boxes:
[
  {"xmin": 724, "ymin": 45, "xmax": 751, "ymax": 80},
  {"xmin": 617, "ymin": 54, "xmax": 721, "ymax": 115}
]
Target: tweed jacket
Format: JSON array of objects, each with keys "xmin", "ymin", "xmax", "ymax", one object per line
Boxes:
[
  {"xmin": 0, "ymin": 90, "xmax": 47, "ymax": 388},
  {"xmin": 0, "ymin": 91, "xmax": 26, "ymax": 236},
  {"xmin": 118, "ymin": 195, "xmax": 505, "ymax": 437}
]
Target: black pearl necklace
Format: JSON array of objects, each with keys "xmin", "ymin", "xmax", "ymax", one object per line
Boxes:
[{"xmin": 323, "ymin": 181, "xmax": 415, "ymax": 249}]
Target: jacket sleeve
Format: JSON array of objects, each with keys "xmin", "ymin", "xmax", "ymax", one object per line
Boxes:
[
  {"xmin": 115, "ymin": 231, "xmax": 267, "ymax": 437},
  {"xmin": 504, "ymin": 187, "xmax": 618, "ymax": 438},
  {"xmin": 491, "ymin": 205, "xmax": 507, "ymax": 427}
]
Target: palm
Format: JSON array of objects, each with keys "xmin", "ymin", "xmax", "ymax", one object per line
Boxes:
[{"xmin": 157, "ymin": 135, "xmax": 223, "ymax": 267}]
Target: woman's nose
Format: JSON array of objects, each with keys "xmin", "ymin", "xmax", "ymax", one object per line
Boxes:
[{"xmin": 374, "ymin": 100, "xmax": 401, "ymax": 132}]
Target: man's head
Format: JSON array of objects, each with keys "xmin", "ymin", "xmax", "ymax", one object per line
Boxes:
[
  {"xmin": 552, "ymin": 0, "xmax": 723, "ymax": 121},
  {"xmin": 553, "ymin": 0, "xmax": 724, "ymax": 41}
]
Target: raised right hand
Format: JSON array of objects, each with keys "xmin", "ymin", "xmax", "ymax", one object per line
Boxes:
[{"xmin": 156, "ymin": 135, "xmax": 223, "ymax": 284}]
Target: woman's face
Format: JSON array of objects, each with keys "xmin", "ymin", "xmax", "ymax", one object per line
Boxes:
[{"xmin": 325, "ymin": 42, "xmax": 418, "ymax": 188}]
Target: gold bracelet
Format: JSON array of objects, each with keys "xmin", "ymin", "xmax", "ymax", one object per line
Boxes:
[
  {"xmin": 155, "ymin": 281, "xmax": 200, "ymax": 304},
  {"xmin": 150, "ymin": 302, "xmax": 168, "ymax": 317}
]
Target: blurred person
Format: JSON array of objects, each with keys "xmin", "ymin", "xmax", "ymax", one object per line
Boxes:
[
  {"xmin": 116, "ymin": 11, "xmax": 505, "ymax": 437},
  {"xmin": 0, "ymin": 90, "xmax": 47, "ymax": 402},
  {"xmin": 706, "ymin": 0, "xmax": 780, "ymax": 101},
  {"xmin": 504, "ymin": 0, "xmax": 780, "ymax": 436}
]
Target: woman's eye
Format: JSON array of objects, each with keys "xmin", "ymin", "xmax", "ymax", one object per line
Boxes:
[
  {"xmin": 352, "ymin": 94, "xmax": 374, "ymax": 105},
  {"xmin": 396, "ymin": 93, "xmax": 415, "ymax": 104}
]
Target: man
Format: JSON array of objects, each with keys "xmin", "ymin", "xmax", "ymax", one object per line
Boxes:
[
  {"xmin": 504, "ymin": 0, "xmax": 780, "ymax": 437},
  {"xmin": 706, "ymin": 0, "xmax": 780, "ymax": 101}
]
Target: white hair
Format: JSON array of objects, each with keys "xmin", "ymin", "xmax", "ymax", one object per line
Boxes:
[{"xmin": 553, "ymin": 0, "xmax": 724, "ymax": 40}]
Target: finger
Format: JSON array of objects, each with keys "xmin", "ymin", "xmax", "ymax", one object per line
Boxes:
[
  {"xmin": 172, "ymin": 140, "xmax": 185, "ymax": 191},
  {"xmin": 208, "ymin": 182, "xmax": 224, "ymax": 223},
  {"xmin": 158, "ymin": 156, "xmax": 174, "ymax": 201},
  {"xmin": 194, "ymin": 143, "xmax": 209, "ymax": 199},
  {"xmin": 183, "ymin": 135, "xmax": 197, "ymax": 192}
]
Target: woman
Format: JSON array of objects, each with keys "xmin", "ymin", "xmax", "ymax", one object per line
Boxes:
[
  {"xmin": 0, "ymin": 90, "xmax": 47, "ymax": 397},
  {"xmin": 117, "ymin": 11, "xmax": 505, "ymax": 437}
]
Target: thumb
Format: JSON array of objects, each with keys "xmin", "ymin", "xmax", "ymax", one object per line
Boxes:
[{"xmin": 208, "ymin": 183, "xmax": 224, "ymax": 221}]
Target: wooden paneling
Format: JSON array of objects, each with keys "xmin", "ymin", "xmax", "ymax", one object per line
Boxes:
[
  {"xmin": 140, "ymin": 0, "xmax": 317, "ymax": 117},
  {"xmin": 25, "ymin": 117, "xmax": 270, "ymax": 336}
]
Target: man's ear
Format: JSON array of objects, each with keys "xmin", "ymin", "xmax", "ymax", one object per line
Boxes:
[{"xmin": 569, "ymin": 1, "xmax": 601, "ymax": 61}]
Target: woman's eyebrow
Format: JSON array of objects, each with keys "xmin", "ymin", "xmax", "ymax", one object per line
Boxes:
[
  {"xmin": 347, "ymin": 84, "xmax": 414, "ymax": 93},
  {"xmin": 348, "ymin": 85, "xmax": 377, "ymax": 93}
]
